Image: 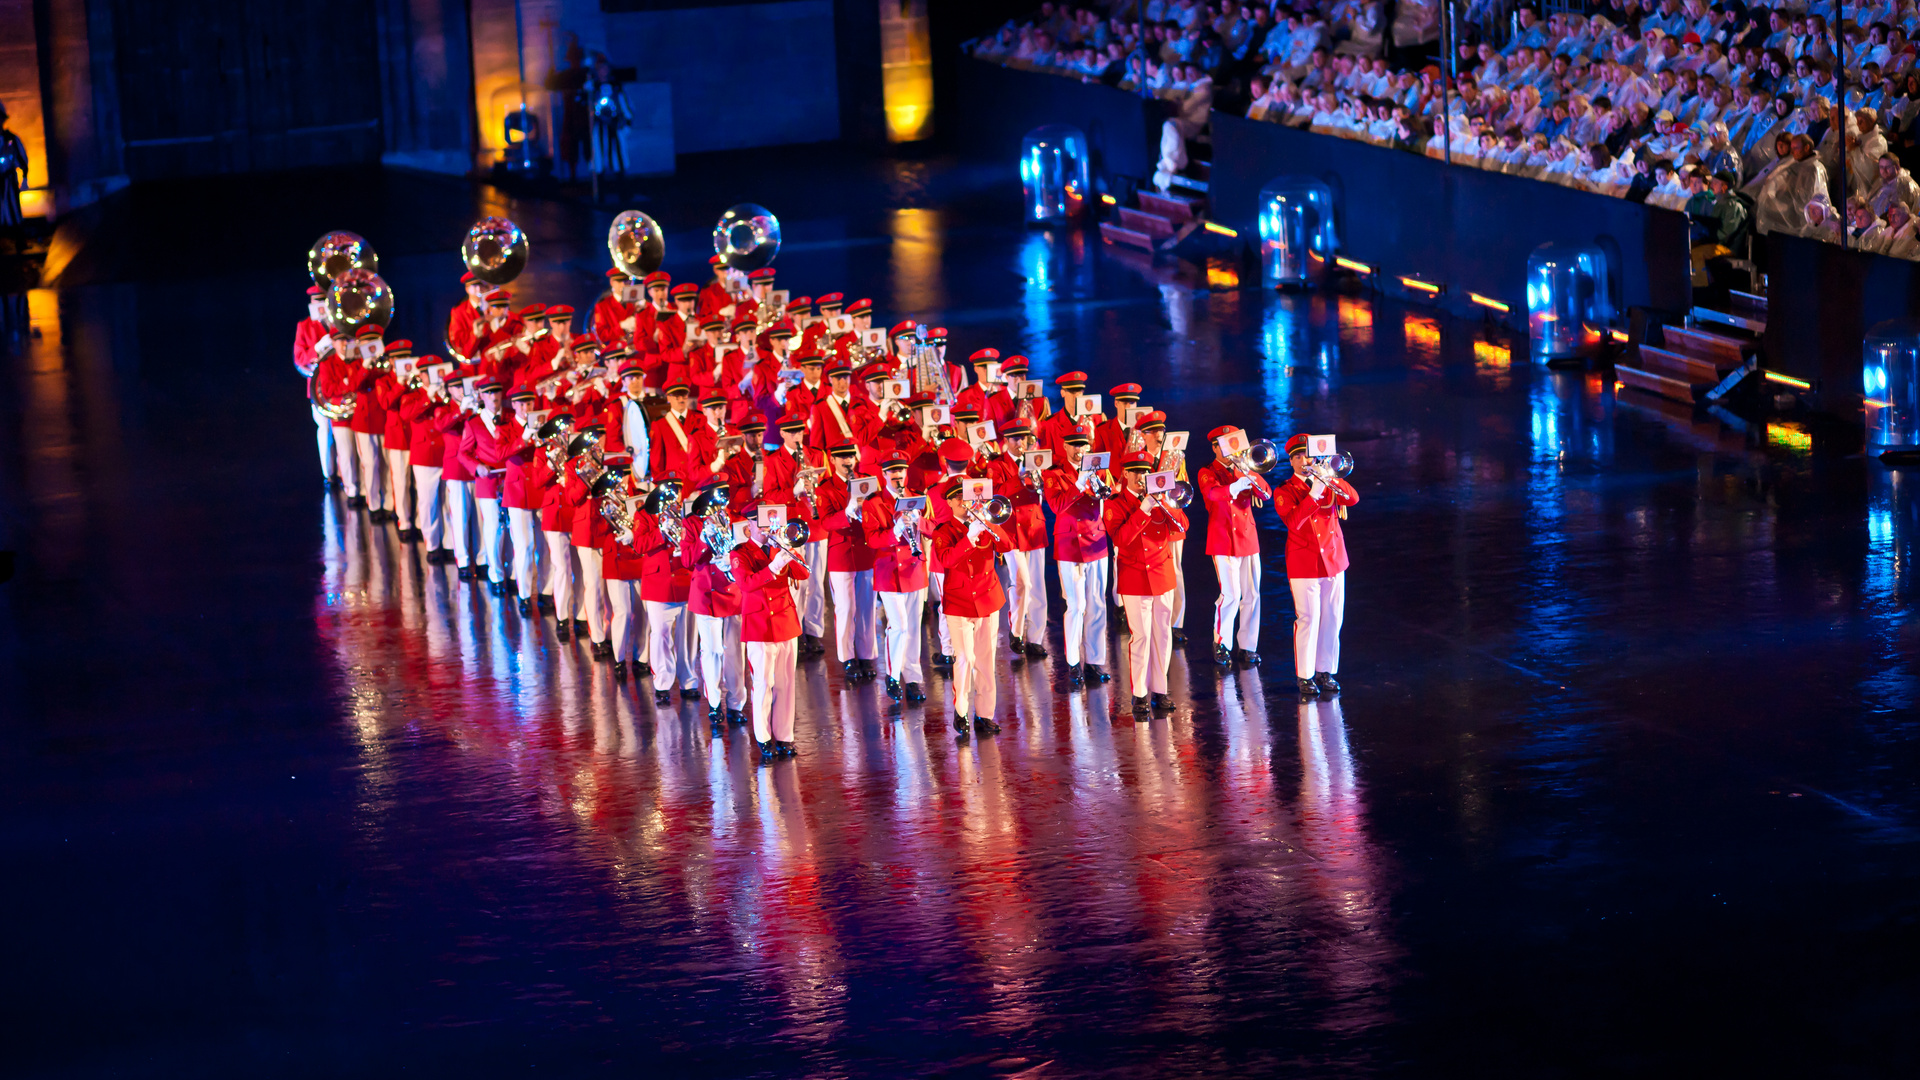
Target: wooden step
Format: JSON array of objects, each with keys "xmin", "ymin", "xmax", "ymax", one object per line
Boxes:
[
  {"xmin": 1665, "ymin": 324, "xmax": 1748, "ymax": 366},
  {"xmin": 1117, "ymin": 206, "xmax": 1177, "ymax": 238},
  {"xmin": 1099, "ymin": 222, "xmax": 1157, "ymax": 251},
  {"xmin": 1138, "ymin": 191, "xmax": 1205, "ymax": 222},
  {"xmin": 1166, "ymin": 173, "xmax": 1210, "ymax": 194},
  {"xmin": 1691, "ymin": 305, "xmax": 1765, "ymax": 335},
  {"xmin": 1636, "ymin": 344, "xmax": 1720, "ymax": 385},
  {"xmin": 1616, "ymin": 363, "xmax": 1696, "ymax": 403}
]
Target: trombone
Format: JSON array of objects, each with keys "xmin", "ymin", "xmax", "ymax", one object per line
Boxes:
[
  {"xmin": 961, "ymin": 495, "xmax": 1014, "ymax": 527},
  {"xmin": 762, "ymin": 519, "xmax": 811, "ymax": 555},
  {"xmin": 1224, "ymin": 438, "xmax": 1282, "ymax": 476}
]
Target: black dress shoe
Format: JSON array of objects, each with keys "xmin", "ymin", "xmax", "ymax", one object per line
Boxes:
[
  {"xmin": 457, "ymin": 565, "xmax": 475, "ymax": 580},
  {"xmin": 681, "ymin": 687, "xmax": 700, "ymax": 701},
  {"xmin": 404, "ymin": 528, "xmax": 423, "ymax": 543},
  {"xmin": 1214, "ymin": 643, "xmax": 1232, "ymax": 667},
  {"xmin": 612, "ymin": 660, "xmax": 628, "ymax": 682},
  {"xmin": 326, "ymin": 476, "xmax": 342, "ymax": 492},
  {"xmin": 573, "ymin": 619, "xmax": 590, "ymax": 637},
  {"xmin": 1084, "ymin": 663, "xmax": 1110, "ymax": 684},
  {"xmin": 537, "ymin": 594, "xmax": 556, "ymax": 613},
  {"xmin": 843, "ymin": 659, "xmax": 861, "ymax": 678},
  {"xmin": 973, "ymin": 716, "xmax": 1001, "ymax": 735},
  {"xmin": 346, "ymin": 495, "xmax": 367, "ymax": 509},
  {"xmin": 904, "ymin": 682, "xmax": 926, "ymax": 702},
  {"xmin": 1024, "ymin": 641, "xmax": 1048, "ymax": 658},
  {"xmin": 758, "ymin": 740, "xmax": 776, "ymax": 761},
  {"xmin": 1067, "ymin": 666, "xmax": 1083, "ymax": 688},
  {"xmin": 592, "ymin": 640, "xmax": 611, "ymax": 661},
  {"xmin": 654, "ymin": 690, "xmax": 671, "ymax": 706},
  {"xmin": 954, "ymin": 713, "xmax": 970, "ymax": 736},
  {"xmin": 516, "ymin": 597, "xmax": 533, "ymax": 617},
  {"xmin": 554, "ymin": 620, "xmax": 571, "ymax": 642},
  {"xmin": 775, "ymin": 741, "xmax": 797, "ymax": 758},
  {"xmin": 1235, "ymin": 649, "xmax": 1263, "ymax": 666},
  {"xmin": 1151, "ymin": 693, "xmax": 1173, "ymax": 712},
  {"xmin": 1131, "ymin": 695, "xmax": 1151, "ymax": 715},
  {"xmin": 727, "ymin": 708, "xmax": 746, "ymax": 725},
  {"xmin": 885, "ymin": 677, "xmax": 902, "ymax": 700},
  {"xmin": 1171, "ymin": 628, "xmax": 1187, "ymax": 645},
  {"xmin": 1314, "ymin": 672, "xmax": 1341, "ymax": 694},
  {"xmin": 708, "ymin": 703, "xmax": 723, "ymax": 721},
  {"xmin": 636, "ymin": 661, "xmax": 652, "ymax": 680},
  {"xmin": 1297, "ymin": 678, "xmax": 1321, "ymax": 698},
  {"xmin": 932, "ymin": 653, "xmax": 954, "ymax": 668}
]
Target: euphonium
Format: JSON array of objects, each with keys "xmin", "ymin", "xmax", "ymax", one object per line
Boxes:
[
  {"xmin": 701, "ymin": 512, "xmax": 740, "ymax": 579},
  {"xmin": 594, "ymin": 470, "xmax": 635, "ymax": 544}
]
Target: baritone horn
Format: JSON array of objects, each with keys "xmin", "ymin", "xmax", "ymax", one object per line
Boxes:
[
  {"xmin": 712, "ymin": 203, "xmax": 780, "ymax": 271},
  {"xmin": 463, "ymin": 216, "xmax": 529, "ymax": 285},
  {"xmin": 607, "ymin": 210, "xmax": 665, "ymax": 278}
]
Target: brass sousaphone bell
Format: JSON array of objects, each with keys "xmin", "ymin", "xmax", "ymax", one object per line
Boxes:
[
  {"xmin": 712, "ymin": 203, "xmax": 780, "ymax": 271},
  {"xmin": 607, "ymin": 210, "xmax": 666, "ymax": 278},
  {"xmin": 462, "ymin": 216, "xmax": 529, "ymax": 285},
  {"xmin": 327, "ymin": 268, "xmax": 395, "ymax": 331},
  {"xmin": 308, "ymin": 231, "xmax": 378, "ymax": 289}
]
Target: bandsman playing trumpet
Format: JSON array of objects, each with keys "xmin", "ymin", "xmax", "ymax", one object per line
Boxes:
[
  {"xmin": 1199, "ymin": 424, "xmax": 1276, "ymax": 667},
  {"xmin": 934, "ymin": 477, "xmax": 1016, "ymax": 737},
  {"xmin": 735, "ymin": 516, "xmax": 813, "ymax": 761},
  {"xmin": 761, "ymin": 409, "xmax": 827, "ymax": 654},
  {"xmin": 981, "ymin": 420, "xmax": 1049, "ymax": 660},
  {"xmin": 1136, "ymin": 411, "xmax": 1189, "ymax": 643},
  {"xmin": 925, "ymin": 437, "xmax": 977, "ymax": 668},
  {"xmin": 1107, "ymin": 452, "xmax": 1191, "ymax": 718},
  {"xmin": 1275, "ymin": 434, "xmax": 1360, "ymax": 700},
  {"xmin": 1044, "ymin": 429, "xmax": 1113, "ymax": 687},
  {"xmin": 815, "ymin": 440, "xmax": 881, "ymax": 680},
  {"xmin": 863, "ymin": 454, "xmax": 930, "ymax": 702}
]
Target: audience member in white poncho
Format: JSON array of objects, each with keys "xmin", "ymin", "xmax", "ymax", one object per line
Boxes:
[
  {"xmin": 1867, "ymin": 153, "xmax": 1920, "ymax": 216},
  {"xmin": 1755, "ymin": 135, "xmax": 1830, "ymax": 235},
  {"xmin": 1872, "ymin": 203, "xmax": 1920, "ymax": 257}
]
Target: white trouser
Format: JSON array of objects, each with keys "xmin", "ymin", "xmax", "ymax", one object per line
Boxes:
[
  {"xmin": 1058, "ymin": 558, "xmax": 1110, "ymax": 666},
  {"xmin": 949, "ymin": 610, "xmax": 1001, "ymax": 720},
  {"xmin": 1005, "ymin": 548, "xmax": 1046, "ymax": 645},
  {"xmin": 1213, "ymin": 553, "xmax": 1262, "ymax": 650},
  {"xmin": 353, "ymin": 432, "xmax": 386, "ymax": 509},
  {"xmin": 798, "ymin": 539, "xmax": 828, "ymax": 637},
  {"xmin": 930, "ymin": 571, "xmax": 951, "ymax": 653},
  {"xmin": 879, "ymin": 588, "xmax": 927, "ymax": 684},
  {"xmin": 607, "ymin": 580, "xmax": 638, "ymax": 658},
  {"xmin": 507, "ymin": 507, "xmax": 537, "ymax": 599},
  {"xmin": 543, "ymin": 531, "xmax": 574, "ymax": 618},
  {"xmin": 575, "ymin": 546, "xmax": 608, "ymax": 642},
  {"xmin": 312, "ymin": 404, "xmax": 336, "ymax": 480},
  {"xmin": 828, "ymin": 569, "xmax": 877, "ymax": 661},
  {"xmin": 695, "ymin": 612, "xmax": 746, "ymax": 708},
  {"xmin": 445, "ymin": 480, "xmax": 474, "ymax": 566},
  {"xmin": 746, "ymin": 639, "xmax": 799, "ymax": 742},
  {"xmin": 645, "ymin": 599, "xmax": 695, "ymax": 688},
  {"xmin": 476, "ymin": 497, "xmax": 504, "ymax": 581},
  {"xmin": 1289, "ymin": 571, "xmax": 1345, "ymax": 678},
  {"xmin": 1170, "ymin": 538, "xmax": 1186, "ymax": 629},
  {"xmin": 411, "ymin": 465, "xmax": 444, "ymax": 548},
  {"xmin": 385, "ymin": 447, "xmax": 412, "ymax": 526},
  {"xmin": 1122, "ymin": 590, "xmax": 1175, "ymax": 698},
  {"xmin": 332, "ymin": 424, "xmax": 358, "ymax": 495}
]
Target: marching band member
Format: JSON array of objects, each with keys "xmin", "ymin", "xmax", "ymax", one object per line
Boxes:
[
  {"xmin": 349, "ymin": 324, "xmax": 391, "ymax": 519},
  {"xmin": 598, "ymin": 456, "xmax": 649, "ymax": 681},
  {"xmin": 735, "ymin": 520, "xmax": 811, "ymax": 760},
  {"xmin": 955, "ymin": 349, "xmax": 1016, "ymax": 428},
  {"xmin": 533, "ymin": 413, "xmax": 576, "ymax": 633},
  {"xmin": 1038, "ymin": 371, "xmax": 1091, "ymax": 463},
  {"xmin": 1274, "ymin": 434, "xmax": 1359, "ymax": 699},
  {"xmin": 807, "ymin": 358, "xmax": 877, "ymax": 457},
  {"xmin": 814, "ymin": 441, "xmax": 880, "ymax": 679},
  {"xmin": 1107, "ymin": 451, "xmax": 1189, "ymax": 717},
  {"xmin": 312, "ymin": 327, "xmax": 363, "ymax": 504},
  {"xmin": 294, "ymin": 286, "xmax": 336, "ymax": 489},
  {"xmin": 995, "ymin": 421, "xmax": 1049, "ymax": 659},
  {"xmin": 404, "ymin": 358, "xmax": 454, "ymax": 562},
  {"xmin": 650, "ymin": 377, "xmax": 711, "ymax": 481},
  {"xmin": 591, "ymin": 270, "xmax": 635, "ymax": 346},
  {"xmin": 697, "ymin": 255, "xmax": 734, "ymax": 318},
  {"xmin": 762, "ymin": 409, "xmax": 826, "ymax": 654},
  {"xmin": 637, "ymin": 477, "xmax": 698, "ymax": 704},
  {"xmin": 1198, "ymin": 425, "xmax": 1274, "ymax": 667},
  {"xmin": 864, "ymin": 455, "xmax": 930, "ymax": 702},
  {"xmin": 926, "ymin": 437, "xmax": 974, "ymax": 668},
  {"xmin": 684, "ymin": 487, "xmax": 746, "ymax": 728},
  {"xmin": 1044, "ymin": 430, "xmax": 1113, "ymax": 687},
  {"xmin": 934, "ymin": 477, "xmax": 1015, "ymax": 736},
  {"xmin": 1138, "ymin": 411, "xmax": 1188, "ymax": 643},
  {"xmin": 562, "ymin": 425, "xmax": 615, "ymax": 657},
  {"xmin": 376, "ymin": 342, "xmax": 417, "ymax": 540},
  {"xmin": 447, "ymin": 272, "xmax": 488, "ymax": 363},
  {"xmin": 460, "ymin": 379, "xmax": 510, "ymax": 594},
  {"xmin": 633, "ymin": 271, "xmax": 674, "ymax": 389},
  {"xmin": 501, "ymin": 388, "xmax": 543, "ymax": 615},
  {"xmin": 439, "ymin": 379, "xmax": 480, "ymax": 577}
]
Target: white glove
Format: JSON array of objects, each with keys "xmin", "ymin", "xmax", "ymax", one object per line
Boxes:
[
  {"xmin": 1309, "ymin": 480, "xmax": 1327, "ymax": 500},
  {"xmin": 1229, "ymin": 476, "xmax": 1252, "ymax": 497},
  {"xmin": 770, "ymin": 549, "xmax": 793, "ymax": 573},
  {"xmin": 967, "ymin": 521, "xmax": 987, "ymax": 543},
  {"xmin": 619, "ymin": 317, "xmax": 636, "ymax": 332}
]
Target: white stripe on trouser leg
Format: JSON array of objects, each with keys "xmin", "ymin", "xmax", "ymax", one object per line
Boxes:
[
  {"xmin": 645, "ymin": 599, "xmax": 695, "ymax": 687},
  {"xmin": 312, "ymin": 404, "xmax": 336, "ymax": 480},
  {"xmin": 411, "ymin": 465, "xmax": 444, "ymax": 549},
  {"xmin": 574, "ymin": 546, "xmax": 607, "ymax": 641},
  {"xmin": 1122, "ymin": 590, "xmax": 1175, "ymax": 698},
  {"xmin": 445, "ymin": 481, "xmax": 473, "ymax": 565},
  {"xmin": 354, "ymin": 432, "xmax": 386, "ymax": 510},
  {"xmin": 879, "ymin": 588, "xmax": 927, "ymax": 684},
  {"xmin": 1212, "ymin": 553, "xmax": 1262, "ymax": 650},
  {"xmin": 798, "ymin": 540, "xmax": 828, "ymax": 637},
  {"xmin": 696, "ymin": 613, "xmax": 745, "ymax": 708},
  {"xmin": 1057, "ymin": 558, "xmax": 1110, "ymax": 666},
  {"xmin": 507, "ymin": 507, "xmax": 537, "ymax": 599},
  {"xmin": 607, "ymin": 581, "xmax": 637, "ymax": 657},
  {"xmin": 930, "ymin": 572, "xmax": 951, "ymax": 653},
  {"xmin": 542, "ymin": 532, "xmax": 573, "ymax": 619},
  {"xmin": 477, "ymin": 498, "xmax": 504, "ymax": 581},
  {"xmin": 1289, "ymin": 571, "xmax": 1345, "ymax": 677},
  {"xmin": 1170, "ymin": 538, "xmax": 1186, "ymax": 629},
  {"xmin": 385, "ymin": 448, "xmax": 412, "ymax": 525},
  {"xmin": 745, "ymin": 639, "xmax": 798, "ymax": 742},
  {"xmin": 827, "ymin": 569, "xmax": 877, "ymax": 661},
  {"xmin": 333, "ymin": 426, "xmax": 358, "ymax": 495},
  {"xmin": 948, "ymin": 611, "xmax": 1000, "ymax": 720},
  {"xmin": 1009, "ymin": 549, "xmax": 1046, "ymax": 645}
]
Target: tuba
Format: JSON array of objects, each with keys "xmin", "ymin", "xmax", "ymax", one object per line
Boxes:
[
  {"xmin": 712, "ymin": 203, "xmax": 781, "ymax": 271},
  {"xmin": 327, "ymin": 269, "xmax": 394, "ymax": 331},
  {"xmin": 463, "ymin": 217, "xmax": 528, "ymax": 285},
  {"xmin": 308, "ymin": 231, "xmax": 378, "ymax": 289},
  {"xmin": 607, "ymin": 210, "xmax": 665, "ymax": 278}
]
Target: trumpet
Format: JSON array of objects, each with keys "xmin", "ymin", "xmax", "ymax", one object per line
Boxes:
[
  {"xmin": 891, "ymin": 486, "xmax": 923, "ymax": 557},
  {"xmin": 962, "ymin": 495, "xmax": 1014, "ymax": 527},
  {"xmin": 364, "ymin": 352, "xmax": 392, "ymax": 373},
  {"xmin": 795, "ymin": 467, "xmax": 824, "ymax": 517}
]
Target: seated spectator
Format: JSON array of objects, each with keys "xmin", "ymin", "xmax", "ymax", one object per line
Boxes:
[
  {"xmin": 1755, "ymin": 134, "xmax": 1831, "ymax": 234},
  {"xmin": 1874, "ymin": 202, "xmax": 1920, "ymax": 258},
  {"xmin": 1867, "ymin": 152, "xmax": 1920, "ymax": 216}
]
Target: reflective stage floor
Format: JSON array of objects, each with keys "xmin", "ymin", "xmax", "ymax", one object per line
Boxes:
[{"xmin": 3, "ymin": 149, "xmax": 1918, "ymax": 1077}]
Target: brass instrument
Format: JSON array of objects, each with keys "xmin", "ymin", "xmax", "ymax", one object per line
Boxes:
[
  {"xmin": 909, "ymin": 324, "xmax": 951, "ymax": 404},
  {"xmin": 962, "ymin": 495, "xmax": 1014, "ymax": 527},
  {"xmin": 762, "ymin": 519, "xmax": 810, "ymax": 555},
  {"xmin": 327, "ymin": 269, "xmax": 394, "ymax": 331},
  {"xmin": 712, "ymin": 203, "xmax": 782, "ymax": 271},
  {"xmin": 796, "ymin": 467, "xmax": 824, "ymax": 518},
  {"xmin": 537, "ymin": 414, "xmax": 577, "ymax": 475},
  {"xmin": 570, "ymin": 429, "xmax": 608, "ymax": 493},
  {"xmin": 1308, "ymin": 450, "xmax": 1356, "ymax": 483},
  {"xmin": 607, "ymin": 210, "xmax": 666, "ymax": 277},
  {"xmin": 1084, "ymin": 468, "xmax": 1118, "ymax": 501},
  {"xmin": 315, "ymin": 390, "xmax": 356, "ymax": 422},
  {"xmin": 700, "ymin": 512, "xmax": 740, "ymax": 579},
  {"xmin": 363, "ymin": 352, "xmax": 393, "ymax": 373},
  {"xmin": 1225, "ymin": 438, "xmax": 1282, "ymax": 476},
  {"xmin": 594, "ymin": 470, "xmax": 635, "ymax": 545},
  {"xmin": 652, "ymin": 479, "xmax": 688, "ymax": 546},
  {"xmin": 463, "ymin": 217, "xmax": 528, "ymax": 285},
  {"xmin": 308, "ymin": 231, "xmax": 377, "ymax": 289},
  {"xmin": 1152, "ymin": 479, "xmax": 1195, "ymax": 510},
  {"xmin": 891, "ymin": 485, "xmax": 924, "ymax": 557}
]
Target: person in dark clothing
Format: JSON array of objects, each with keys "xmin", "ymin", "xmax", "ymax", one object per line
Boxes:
[{"xmin": 0, "ymin": 102, "xmax": 27, "ymax": 230}]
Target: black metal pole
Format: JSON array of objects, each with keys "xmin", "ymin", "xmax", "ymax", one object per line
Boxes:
[{"xmin": 1836, "ymin": 5, "xmax": 1849, "ymax": 251}]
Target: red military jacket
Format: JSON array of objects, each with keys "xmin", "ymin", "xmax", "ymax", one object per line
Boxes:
[
  {"xmin": 592, "ymin": 294, "xmax": 637, "ymax": 348},
  {"xmin": 497, "ymin": 418, "xmax": 538, "ymax": 510},
  {"xmin": 460, "ymin": 414, "xmax": 516, "ymax": 501},
  {"xmin": 862, "ymin": 491, "xmax": 930, "ymax": 593},
  {"xmin": 403, "ymin": 394, "xmax": 447, "ymax": 469},
  {"xmin": 437, "ymin": 407, "xmax": 474, "ymax": 482},
  {"xmin": 564, "ymin": 459, "xmax": 614, "ymax": 548},
  {"xmin": 447, "ymin": 301, "xmax": 486, "ymax": 362},
  {"xmin": 733, "ymin": 542, "xmax": 809, "ymax": 642},
  {"xmin": 954, "ymin": 384, "xmax": 1017, "ymax": 429},
  {"xmin": 1196, "ymin": 459, "xmax": 1273, "ymax": 558},
  {"xmin": 807, "ymin": 394, "xmax": 878, "ymax": 456},
  {"xmin": 1043, "ymin": 465, "xmax": 1111, "ymax": 563},
  {"xmin": 1271, "ymin": 472, "xmax": 1359, "ymax": 578},
  {"xmin": 933, "ymin": 519, "xmax": 1014, "ymax": 617},
  {"xmin": 293, "ymin": 318, "xmax": 328, "ymax": 377},
  {"xmin": 627, "ymin": 510, "xmax": 691, "ymax": 601},
  {"xmin": 375, "ymin": 374, "xmax": 412, "ymax": 451},
  {"xmin": 813, "ymin": 473, "xmax": 878, "ymax": 573},
  {"xmin": 683, "ymin": 528, "xmax": 743, "ymax": 618},
  {"xmin": 981, "ymin": 455, "xmax": 1047, "ymax": 552},
  {"xmin": 650, "ymin": 410, "xmax": 714, "ymax": 483},
  {"xmin": 1103, "ymin": 488, "xmax": 1190, "ymax": 596}
]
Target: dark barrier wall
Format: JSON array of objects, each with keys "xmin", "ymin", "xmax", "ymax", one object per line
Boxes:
[
  {"xmin": 950, "ymin": 60, "xmax": 1168, "ymax": 183},
  {"xmin": 1210, "ymin": 114, "xmax": 1692, "ymax": 317},
  {"xmin": 1763, "ymin": 232, "xmax": 1914, "ymax": 412}
]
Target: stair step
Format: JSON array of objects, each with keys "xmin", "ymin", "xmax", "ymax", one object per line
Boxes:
[
  {"xmin": 1666, "ymin": 324, "xmax": 1749, "ymax": 366},
  {"xmin": 1616, "ymin": 363, "xmax": 1697, "ymax": 404},
  {"xmin": 1729, "ymin": 289, "xmax": 1768, "ymax": 314},
  {"xmin": 1099, "ymin": 222, "xmax": 1158, "ymax": 251},
  {"xmin": 1165, "ymin": 173, "xmax": 1210, "ymax": 194},
  {"xmin": 1117, "ymin": 207, "xmax": 1178, "ymax": 238},
  {"xmin": 1691, "ymin": 305, "xmax": 1765, "ymax": 335},
  {"xmin": 1636, "ymin": 343, "xmax": 1721, "ymax": 385},
  {"xmin": 1138, "ymin": 191, "xmax": 1205, "ymax": 222}
]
